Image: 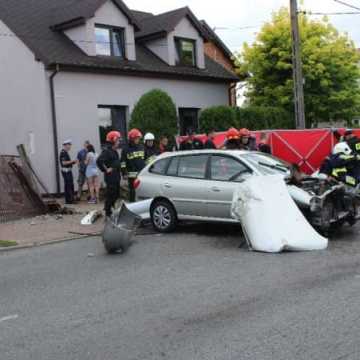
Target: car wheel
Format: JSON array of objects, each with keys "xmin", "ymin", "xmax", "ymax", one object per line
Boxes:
[{"xmin": 151, "ymin": 200, "xmax": 177, "ymax": 233}]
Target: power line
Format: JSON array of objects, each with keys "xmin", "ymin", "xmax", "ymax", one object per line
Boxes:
[
  {"xmin": 332, "ymin": 0, "xmax": 360, "ymax": 11},
  {"xmin": 302, "ymin": 10, "xmax": 360, "ymax": 15}
]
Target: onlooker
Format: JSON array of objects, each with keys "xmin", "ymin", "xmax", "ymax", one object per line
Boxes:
[
  {"xmin": 76, "ymin": 140, "xmax": 90, "ymax": 201},
  {"xmin": 159, "ymin": 136, "xmax": 172, "ymax": 153},
  {"xmin": 85, "ymin": 144, "xmax": 100, "ymax": 204},
  {"xmin": 97, "ymin": 131, "xmax": 122, "ymax": 217},
  {"xmin": 204, "ymin": 129, "xmax": 217, "ymax": 149},
  {"xmin": 59, "ymin": 140, "xmax": 78, "ymax": 204}
]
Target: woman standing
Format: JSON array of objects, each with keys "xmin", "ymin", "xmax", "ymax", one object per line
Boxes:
[{"xmin": 85, "ymin": 144, "xmax": 100, "ymax": 204}]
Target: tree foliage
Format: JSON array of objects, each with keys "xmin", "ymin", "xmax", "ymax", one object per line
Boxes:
[
  {"xmin": 236, "ymin": 8, "xmax": 360, "ymax": 127},
  {"xmin": 199, "ymin": 106, "xmax": 237, "ymax": 133},
  {"xmin": 130, "ymin": 89, "xmax": 178, "ymax": 138}
]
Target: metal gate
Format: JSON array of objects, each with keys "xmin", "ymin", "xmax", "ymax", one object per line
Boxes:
[{"xmin": 0, "ymin": 155, "xmax": 44, "ymax": 223}]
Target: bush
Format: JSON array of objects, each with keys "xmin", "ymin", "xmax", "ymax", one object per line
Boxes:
[
  {"xmin": 236, "ymin": 106, "xmax": 294, "ymax": 130},
  {"xmin": 199, "ymin": 106, "xmax": 237, "ymax": 133},
  {"xmin": 130, "ymin": 89, "xmax": 178, "ymax": 139}
]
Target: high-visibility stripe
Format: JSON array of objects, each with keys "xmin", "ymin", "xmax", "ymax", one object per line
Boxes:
[
  {"xmin": 356, "ymin": 143, "xmax": 360, "ymax": 151},
  {"xmin": 345, "ymin": 176, "xmax": 356, "ymax": 186},
  {"xmin": 332, "ymin": 167, "xmax": 347, "ymax": 177}
]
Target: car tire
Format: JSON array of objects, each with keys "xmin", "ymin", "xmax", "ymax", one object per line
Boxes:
[{"xmin": 151, "ymin": 200, "xmax": 177, "ymax": 233}]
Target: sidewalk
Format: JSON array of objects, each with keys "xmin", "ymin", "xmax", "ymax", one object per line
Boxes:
[{"xmin": 0, "ymin": 200, "xmax": 105, "ymax": 248}]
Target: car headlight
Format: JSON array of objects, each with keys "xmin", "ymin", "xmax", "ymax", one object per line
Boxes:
[{"xmin": 310, "ymin": 197, "xmax": 322, "ymax": 212}]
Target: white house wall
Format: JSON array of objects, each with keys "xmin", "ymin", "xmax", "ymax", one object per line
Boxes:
[
  {"xmin": 0, "ymin": 19, "xmax": 56, "ymax": 192},
  {"xmin": 146, "ymin": 37, "xmax": 171, "ymax": 65},
  {"xmin": 64, "ymin": 0, "xmax": 136, "ymax": 60}
]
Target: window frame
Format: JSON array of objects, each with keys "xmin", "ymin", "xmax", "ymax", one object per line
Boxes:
[
  {"xmin": 209, "ymin": 154, "xmax": 253, "ymax": 183},
  {"xmin": 148, "ymin": 158, "xmax": 171, "ymax": 175},
  {"xmin": 95, "ymin": 24, "xmax": 126, "ymax": 58},
  {"xmin": 175, "ymin": 37, "xmax": 197, "ymax": 67}
]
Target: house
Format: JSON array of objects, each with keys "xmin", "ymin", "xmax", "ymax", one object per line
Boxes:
[{"xmin": 0, "ymin": 0, "xmax": 238, "ymax": 193}]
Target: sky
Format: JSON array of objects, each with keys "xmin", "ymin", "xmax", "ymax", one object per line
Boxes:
[{"xmin": 125, "ymin": 0, "xmax": 360, "ymax": 53}]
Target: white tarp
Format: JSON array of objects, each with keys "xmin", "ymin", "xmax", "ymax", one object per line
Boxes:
[{"xmin": 231, "ymin": 175, "xmax": 328, "ymax": 253}]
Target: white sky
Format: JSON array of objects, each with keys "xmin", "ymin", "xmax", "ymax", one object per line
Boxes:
[{"xmin": 125, "ymin": 0, "xmax": 360, "ymax": 52}]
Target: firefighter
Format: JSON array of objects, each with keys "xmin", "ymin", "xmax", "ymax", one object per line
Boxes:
[
  {"xmin": 59, "ymin": 140, "xmax": 78, "ymax": 204},
  {"xmin": 319, "ymin": 142, "xmax": 358, "ymax": 187},
  {"xmin": 344, "ymin": 129, "xmax": 360, "ymax": 155},
  {"xmin": 224, "ymin": 128, "xmax": 240, "ymax": 150},
  {"xmin": 96, "ymin": 131, "xmax": 122, "ymax": 217},
  {"xmin": 144, "ymin": 133, "xmax": 159, "ymax": 164},
  {"xmin": 121, "ymin": 129, "xmax": 146, "ymax": 202},
  {"xmin": 179, "ymin": 129, "xmax": 204, "ymax": 150},
  {"xmin": 239, "ymin": 128, "xmax": 257, "ymax": 150}
]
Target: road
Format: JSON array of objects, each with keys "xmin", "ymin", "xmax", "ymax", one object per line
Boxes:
[{"xmin": 1, "ymin": 223, "xmax": 360, "ymax": 360}]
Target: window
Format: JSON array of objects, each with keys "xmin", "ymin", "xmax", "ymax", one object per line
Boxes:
[
  {"xmin": 179, "ymin": 108, "xmax": 199, "ymax": 135},
  {"xmin": 175, "ymin": 38, "xmax": 196, "ymax": 66},
  {"xmin": 178, "ymin": 155, "xmax": 208, "ymax": 179},
  {"xmin": 149, "ymin": 158, "xmax": 169, "ymax": 175},
  {"xmin": 167, "ymin": 157, "xmax": 180, "ymax": 176},
  {"xmin": 210, "ymin": 156, "xmax": 251, "ymax": 182},
  {"xmin": 95, "ymin": 25, "xmax": 125, "ymax": 58},
  {"xmin": 98, "ymin": 106, "xmax": 127, "ymax": 147}
]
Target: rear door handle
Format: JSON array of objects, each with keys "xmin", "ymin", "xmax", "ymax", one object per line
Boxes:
[
  {"xmin": 164, "ymin": 183, "xmax": 172, "ymax": 189},
  {"xmin": 211, "ymin": 186, "xmax": 221, "ymax": 192}
]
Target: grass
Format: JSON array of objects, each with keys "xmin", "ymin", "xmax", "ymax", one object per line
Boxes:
[{"xmin": 0, "ymin": 240, "xmax": 18, "ymax": 247}]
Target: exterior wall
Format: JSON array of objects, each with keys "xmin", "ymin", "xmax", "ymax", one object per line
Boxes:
[
  {"xmin": 146, "ymin": 37, "xmax": 171, "ymax": 64},
  {"xmin": 0, "ymin": 20, "xmax": 56, "ymax": 192},
  {"xmin": 168, "ymin": 17, "xmax": 205, "ymax": 69},
  {"xmin": 64, "ymin": 0, "xmax": 136, "ymax": 60},
  {"xmin": 54, "ymin": 71, "xmax": 229, "ymax": 152}
]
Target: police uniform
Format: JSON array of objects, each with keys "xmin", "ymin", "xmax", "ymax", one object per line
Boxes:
[
  {"xmin": 97, "ymin": 142, "xmax": 122, "ymax": 217},
  {"xmin": 121, "ymin": 143, "xmax": 146, "ymax": 202},
  {"xmin": 59, "ymin": 143, "xmax": 75, "ymax": 204}
]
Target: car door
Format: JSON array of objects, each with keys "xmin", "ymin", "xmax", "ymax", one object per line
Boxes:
[
  {"xmin": 207, "ymin": 154, "xmax": 253, "ymax": 219},
  {"xmin": 161, "ymin": 154, "xmax": 210, "ymax": 218}
]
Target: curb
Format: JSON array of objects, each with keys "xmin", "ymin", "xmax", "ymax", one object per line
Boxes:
[{"xmin": 0, "ymin": 233, "xmax": 102, "ymax": 253}]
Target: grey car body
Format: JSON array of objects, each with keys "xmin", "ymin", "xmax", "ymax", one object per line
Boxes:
[{"xmin": 136, "ymin": 150, "xmax": 358, "ymax": 233}]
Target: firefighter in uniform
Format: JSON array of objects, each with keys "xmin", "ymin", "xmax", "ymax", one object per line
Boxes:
[
  {"xmin": 319, "ymin": 142, "xmax": 358, "ymax": 187},
  {"xmin": 96, "ymin": 131, "xmax": 122, "ymax": 217},
  {"xmin": 121, "ymin": 129, "xmax": 146, "ymax": 202},
  {"xmin": 59, "ymin": 140, "xmax": 77, "ymax": 204},
  {"xmin": 223, "ymin": 128, "xmax": 240, "ymax": 150},
  {"xmin": 144, "ymin": 133, "xmax": 159, "ymax": 165},
  {"xmin": 238, "ymin": 128, "xmax": 257, "ymax": 150},
  {"xmin": 344, "ymin": 129, "xmax": 360, "ymax": 155}
]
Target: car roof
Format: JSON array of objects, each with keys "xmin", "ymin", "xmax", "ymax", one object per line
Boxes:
[{"xmin": 157, "ymin": 149, "xmax": 253, "ymax": 159}]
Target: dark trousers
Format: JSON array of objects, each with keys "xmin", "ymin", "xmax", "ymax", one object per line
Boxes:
[
  {"xmin": 62, "ymin": 171, "xmax": 74, "ymax": 204},
  {"xmin": 128, "ymin": 178, "xmax": 136, "ymax": 203},
  {"xmin": 104, "ymin": 182, "xmax": 120, "ymax": 217}
]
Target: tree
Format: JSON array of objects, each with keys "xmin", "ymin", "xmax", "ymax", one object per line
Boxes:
[
  {"xmin": 236, "ymin": 8, "xmax": 360, "ymax": 127},
  {"xmin": 130, "ymin": 89, "xmax": 178, "ymax": 138}
]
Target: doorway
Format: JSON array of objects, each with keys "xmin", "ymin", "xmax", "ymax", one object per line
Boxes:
[{"xmin": 179, "ymin": 108, "xmax": 200, "ymax": 135}]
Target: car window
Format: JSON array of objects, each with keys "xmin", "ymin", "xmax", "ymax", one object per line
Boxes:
[
  {"xmin": 167, "ymin": 156, "xmax": 180, "ymax": 176},
  {"xmin": 211, "ymin": 155, "xmax": 251, "ymax": 182},
  {"xmin": 242, "ymin": 153, "xmax": 289, "ymax": 175},
  {"xmin": 178, "ymin": 155, "xmax": 208, "ymax": 179},
  {"xmin": 149, "ymin": 158, "xmax": 169, "ymax": 175}
]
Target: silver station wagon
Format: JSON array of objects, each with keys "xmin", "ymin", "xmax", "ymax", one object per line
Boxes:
[{"xmin": 135, "ymin": 150, "xmax": 358, "ymax": 235}]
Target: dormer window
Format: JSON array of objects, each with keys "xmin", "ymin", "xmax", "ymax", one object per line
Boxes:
[
  {"xmin": 95, "ymin": 25, "xmax": 126, "ymax": 58},
  {"xmin": 175, "ymin": 38, "xmax": 196, "ymax": 67}
]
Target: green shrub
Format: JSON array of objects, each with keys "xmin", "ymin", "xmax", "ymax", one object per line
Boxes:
[
  {"xmin": 199, "ymin": 106, "xmax": 237, "ymax": 133},
  {"xmin": 130, "ymin": 89, "xmax": 178, "ymax": 139}
]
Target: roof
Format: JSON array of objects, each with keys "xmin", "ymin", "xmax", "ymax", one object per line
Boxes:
[
  {"xmin": 135, "ymin": 7, "xmax": 209, "ymax": 41},
  {"xmin": 131, "ymin": 9, "xmax": 154, "ymax": 22},
  {"xmin": 0, "ymin": 0, "xmax": 238, "ymax": 82},
  {"xmin": 200, "ymin": 20, "xmax": 234, "ymax": 60}
]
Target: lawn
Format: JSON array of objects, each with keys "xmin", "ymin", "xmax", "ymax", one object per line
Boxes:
[{"xmin": 0, "ymin": 240, "xmax": 18, "ymax": 247}]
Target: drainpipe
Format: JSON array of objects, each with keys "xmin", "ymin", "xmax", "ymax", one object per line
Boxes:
[
  {"xmin": 229, "ymin": 82, "xmax": 237, "ymax": 107},
  {"xmin": 49, "ymin": 64, "xmax": 60, "ymax": 194}
]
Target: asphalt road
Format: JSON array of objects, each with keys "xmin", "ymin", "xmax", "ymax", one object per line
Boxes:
[{"xmin": 1, "ymin": 223, "xmax": 360, "ymax": 360}]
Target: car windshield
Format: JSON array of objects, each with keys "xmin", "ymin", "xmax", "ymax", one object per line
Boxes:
[{"xmin": 241, "ymin": 153, "xmax": 290, "ymax": 175}]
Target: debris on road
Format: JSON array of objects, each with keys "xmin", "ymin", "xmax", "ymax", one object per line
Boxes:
[
  {"xmin": 81, "ymin": 210, "xmax": 103, "ymax": 225},
  {"xmin": 231, "ymin": 175, "xmax": 328, "ymax": 253}
]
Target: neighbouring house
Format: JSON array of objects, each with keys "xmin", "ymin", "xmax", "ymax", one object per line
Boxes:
[{"xmin": 0, "ymin": 0, "xmax": 238, "ymax": 193}]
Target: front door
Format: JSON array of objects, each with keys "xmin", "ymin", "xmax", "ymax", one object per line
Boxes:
[{"xmin": 179, "ymin": 108, "xmax": 199, "ymax": 135}]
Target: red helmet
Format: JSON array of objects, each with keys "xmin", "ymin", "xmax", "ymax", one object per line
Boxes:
[
  {"xmin": 128, "ymin": 128, "xmax": 143, "ymax": 140},
  {"xmin": 239, "ymin": 128, "xmax": 251, "ymax": 137},
  {"xmin": 106, "ymin": 131, "xmax": 121, "ymax": 143},
  {"xmin": 226, "ymin": 127, "xmax": 240, "ymax": 140}
]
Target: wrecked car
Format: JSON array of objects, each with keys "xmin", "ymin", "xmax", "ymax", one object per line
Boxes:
[{"xmin": 135, "ymin": 150, "xmax": 359, "ymax": 236}]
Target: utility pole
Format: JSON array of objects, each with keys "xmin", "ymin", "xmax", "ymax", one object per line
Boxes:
[{"xmin": 290, "ymin": 0, "xmax": 306, "ymax": 129}]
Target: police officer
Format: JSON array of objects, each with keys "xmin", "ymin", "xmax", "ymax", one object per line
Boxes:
[
  {"xmin": 121, "ymin": 129, "xmax": 146, "ymax": 202},
  {"xmin": 59, "ymin": 140, "xmax": 77, "ymax": 204},
  {"xmin": 319, "ymin": 142, "xmax": 358, "ymax": 187},
  {"xmin": 144, "ymin": 133, "xmax": 159, "ymax": 165},
  {"xmin": 97, "ymin": 131, "xmax": 122, "ymax": 217}
]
